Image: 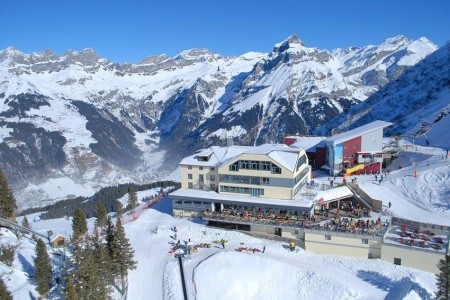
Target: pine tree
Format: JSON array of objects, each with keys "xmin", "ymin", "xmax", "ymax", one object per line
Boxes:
[
  {"xmin": 0, "ymin": 245, "xmax": 15, "ymax": 266},
  {"xmin": 92, "ymin": 232, "xmax": 112, "ymax": 298},
  {"xmin": 107, "ymin": 216, "xmax": 136, "ymax": 292},
  {"xmin": 64, "ymin": 276, "xmax": 78, "ymax": 300},
  {"xmin": 0, "ymin": 277, "xmax": 12, "ymax": 300},
  {"xmin": 0, "ymin": 168, "xmax": 17, "ymax": 219},
  {"xmin": 95, "ymin": 203, "xmax": 107, "ymax": 229},
  {"xmin": 115, "ymin": 200, "xmax": 124, "ymax": 218},
  {"xmin": 34, "ymin": 239, "xmax": 52, "ymax": 297},
  {"xmin": 105, "ymin": 216, "xmax": 116, "ymax": 277},
  {"xmin": 128, "ymin": 188, "xmax": 138, "ymax": 213},
  {"xmin": 21, "ymin": 215, "xmax": 30, "ymax": 229},
  {"xmin": 436, "ymin": 255, "xmax": 450, "ymax": 300},
  {"xmin": 70, "ymin": 237, "xmax": 106, "ymax": 300},
  {"xmin": 72, "ymin": 208, "xmax": 87, "ymax": 240}
]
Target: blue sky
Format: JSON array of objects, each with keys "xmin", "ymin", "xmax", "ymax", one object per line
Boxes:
[{"xmin": 1, "ymin": 0, "xmax": 449, "ymax": 63}]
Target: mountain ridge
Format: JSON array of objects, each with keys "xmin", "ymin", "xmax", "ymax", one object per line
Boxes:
[{"xmin": 0, "ymin": 35, "xmax": 441, "ymax": 206}]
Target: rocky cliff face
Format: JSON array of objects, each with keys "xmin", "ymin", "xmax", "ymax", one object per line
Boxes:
[{"xmin": 0, "ymin": 35, "xmax": 439, "ymax": 205}]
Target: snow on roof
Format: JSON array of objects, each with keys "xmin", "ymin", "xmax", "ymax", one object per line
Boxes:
[
  {"xmin": 180, "ymin": 144, "xmax": 303, "ymax": 171},
  {"xmin": 314, "ymin": 186, "xmax": 354, "ymax": 203},
  {"xmin": 170, "ymin": 189, "xmax": 314, "ymax": 209},
  {"xmin": 287, "ymin": 136, "xmax": 327, "ymax": 152},
  {"xmin": 268, "ymin": 151, "xmax": 298, "ymax": 172},
  {"xmin": 196, "ymin": 148, "xmax": 213, "ymax": 157},
  {"xmin": 327, "ymin": 121, "xmax": 393, "ymax": 145},
  {"xmin": 180, "ymin": 146, "xmax": 250, "ymax": 167},
  {"xmin": 50, "ymin": 234, "xmax": 67, "ymax": 242}
]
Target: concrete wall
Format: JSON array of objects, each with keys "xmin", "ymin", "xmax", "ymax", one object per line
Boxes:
[
  {"xmin": 305, "ymin": 232, "xmax": 381, "ymax": 259},
  {"xmin": 381, "ymin": 244, "xmax": 444, "ymax": 273},
  {"xmin": 249, "ymin": 225, "xmax": 304, "ymax": 241},
  {"xmin": 361, "ymin": 129, "xmax": 383, "ymax": 152},
  {"xmin": 281, "ymin": 228, "xmax": 301, "ymax": 240}
]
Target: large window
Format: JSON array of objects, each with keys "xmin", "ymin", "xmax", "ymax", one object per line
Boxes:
[
  {"xmin": 250, "ymin": 188, "xmax": 264, "ymax": 196},
  {"xmin": 239, "ymin": 160, "xmax": 250, "ymax": 169},
  {"xmin": 199, "ymin": 175, "xmax": 204, "ymax": 183},
  {"xmin": 220, "ymin": 175, "xmax": 269, "ymax": 186},
  {"xmin": 261, "ymin": 161, "xmax": 271, "ymax": 170},
  {"xmin": 188, "ymin": 182, "xmax": 193, "ymax": 189},
  {"xmin": 188, "ymin": 174, "xmax": 192, "ymax": 179},
  {"xmin": 271, "ymin": 164, "xmax": 281, "ymax": 174},
  {"xmin": 220, "ymin": 185, "xmax": 260, "ymax": 196},
  {"xmin": 296, "ymin": 154, "xmax": 307, "ymax": 171},
  {"xmin": 229, "ymin": 160, "xmax": 283, "ymax": 173},
  {"xmin": 210, "ymin": 175, "xmax": 215, "ymax": 181},
  {"xmin": 250, "ymin": 177, "xmax": 260, "ymax": 185},
  {"xmin": 229, "ymin": 161, "xmax": 239, "ymax": 171}
]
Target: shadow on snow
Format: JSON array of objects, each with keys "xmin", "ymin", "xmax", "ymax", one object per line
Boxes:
[{"xmin": 357, "ymin": 270, "xmax": 432, "ymax": 300}]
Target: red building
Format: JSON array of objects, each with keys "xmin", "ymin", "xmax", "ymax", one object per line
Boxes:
[
  {"xmin": 284, "ymin": 121, "xmax": 392, "ymax": 176},
  {"xmin": 326, "ymin": 121, "xmax": 392, "ymax": 175}
]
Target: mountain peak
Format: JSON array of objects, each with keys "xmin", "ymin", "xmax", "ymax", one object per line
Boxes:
[
  {"xmin": 0, "ymin": 46, "xmax": 23, "ymax": 57},
  {"xmin": 273, "ymin": 34, "xmax": 305, "ymax": 54},
  {"xmin": 139, "ymin": 54, "xmax": 170, "ymax": 65},
  {"xmin": 382, "ymin": 35, "xmax": 410, "ymax": 46},
  {"xmin": 176, "ymin": 48, "xmax": 219, "ymax": 61},
  {"xmin": 64, "ymin": 48, "xmax": 101, "ymax": 66},
  {"xmin": 30, "ymin": 49, "xmax": 57, "ymax": 60}
]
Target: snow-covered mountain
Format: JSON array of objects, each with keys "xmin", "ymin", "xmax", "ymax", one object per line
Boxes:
[
  {"xmin": 318, "ymin": 42, "xmax": 450, "ymax": 149},
  {"xmin": 0, "ymin": 35, "xmax": 439, "ymax": 206}
]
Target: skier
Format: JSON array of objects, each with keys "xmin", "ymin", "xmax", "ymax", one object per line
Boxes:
[
  {"xmin": 388, "ymin": 202, "xmax": 392, "ymax": 208},
  {"xmin": 375, "ymin": 174, "xmax": 378, "ymax": 181},
  {"xmin": 262, "ymin": 246, "xmax": 265, "ymax": 253},
  {"xmin": 221, "ymin": 239, "xmax": 225, "ymax": 249}
]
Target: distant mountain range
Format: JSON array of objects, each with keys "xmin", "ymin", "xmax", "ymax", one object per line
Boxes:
[{"xmin": 0, "ymin": 34, "xmax": 446, "ymax": 206}]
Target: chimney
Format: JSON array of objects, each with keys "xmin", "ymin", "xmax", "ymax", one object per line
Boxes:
[{"xmin": 226, "ymin": 136, "xmax": 234, "ymax": 146}]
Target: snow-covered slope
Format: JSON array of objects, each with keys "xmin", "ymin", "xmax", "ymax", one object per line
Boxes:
[
  {"xmin": 6, "ymin": 148, "xmax": 448, "ymax": 299},
  {"xmin": 0, "ymin": 35, "xmax": 438, "ymax": 206},
  {"xmin": 12, "ymin": 194, "xmax": 439, "ymax": 300}
]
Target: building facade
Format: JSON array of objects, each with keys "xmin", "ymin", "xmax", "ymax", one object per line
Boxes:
[
  {"xmin": 171, "ymin": 144, "xmax": 314, "ymax": 221},
  {"xmin": 326, "ymin": 121, "xmax": 392, "ymax": 175}
]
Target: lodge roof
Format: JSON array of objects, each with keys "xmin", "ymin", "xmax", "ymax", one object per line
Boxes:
[
  {"xmin": 327, "ymin": 120, "xmax": 392, "ymax": 145},
  {"xmin": 180, "ymin": 144, "xmax": 304, "ymax": 172}
]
